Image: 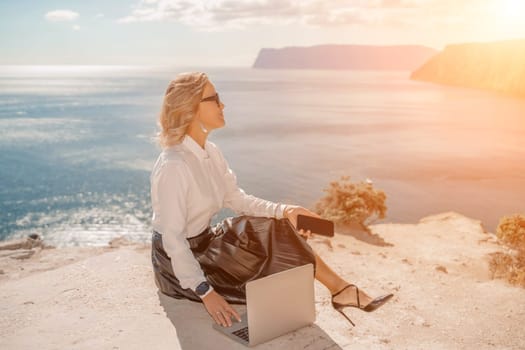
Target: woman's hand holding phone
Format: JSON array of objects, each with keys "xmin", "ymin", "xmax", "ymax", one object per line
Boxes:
[
  {"xmin": 283, "ymin": 206, "xmax": 322, "ymax": 239},
  {"xmin": 283, "ymin": 205, "xmax": 334, "ymax": 238},
  {"xmin": 283, "ymin": 206, "xmax": 321, "ymax": 229}
]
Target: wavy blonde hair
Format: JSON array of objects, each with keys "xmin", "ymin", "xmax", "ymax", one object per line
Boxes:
[{"xmin": 155, "ymin": 72, "xmax": 209, "ymax": 149}]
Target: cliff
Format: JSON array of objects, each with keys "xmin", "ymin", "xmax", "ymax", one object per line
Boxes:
[
  {"xmin": 1, "ymin": 212, "xmax": 524, "ymax": 349},
  {"xmin": 411, "ymin": 38, "xmax": 525, "ymax": 97},
  {"xmin": 252, "ymin": 44, "xmax": 437, "ymax": 70}
]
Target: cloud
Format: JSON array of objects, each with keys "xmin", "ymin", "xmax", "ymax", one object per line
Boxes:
[
  {"xmin": 117, "ymin": 0, "xmax": 371, "ymax": 29},
  {"xmin": 116, "ymin": 0, "xmax": 495, "ymax": 31},
  {"xmin": 45, "ymin": 9, "xmax": 79, "ymax": 22},
  {"xmin": 374, "ymin": 0, "xmax": 419, "ymax": 8},
  {"xmin": 73, "ymin": 25, "xmax": 81, "ymax": 31}
]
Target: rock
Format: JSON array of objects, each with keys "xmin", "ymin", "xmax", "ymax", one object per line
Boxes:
[
  {"xmin": 401, "ymin": 258, "xmax": 413, "ymax": 265},
  {"xmin": 435, "ymin": 265, "xmax": 448, "ymax": 274},
  {"xmin": 0, "ymin": 239, "xmax": 29, "ymax": 251},
  {"xmin": 253, "ymin": 44, "xmax": 437, "ymax": 70},
  {"xmin": 6, "ymin": 249, "xmax": 36, "ymax": 260},
  {"xmin": 1, "ymin": 250, "xmax": 21, "ymax": 258},
  {"xmin": 108, "ymin": 236, "xmax": 134, "ymax": 249},
  {"xmin": 478, "ymin": 233, "xmax": 499, "ymax": 244},
  {"xmin": 411, "ymin": 39, "xmax": 525, "ymax": 98},
  {"xmin": 0, "ymin": 236, "xmax": 43, "ymax": 251}
]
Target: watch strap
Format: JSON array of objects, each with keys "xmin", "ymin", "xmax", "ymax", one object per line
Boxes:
[{"xmin": 200, "ymin": 285, "xmax": 214, "ymax": 299}]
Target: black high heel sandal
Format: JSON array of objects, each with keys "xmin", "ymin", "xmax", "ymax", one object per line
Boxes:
[{"xmin": 331, "ymin": 284, "xmax": 394, "ymax": 327}]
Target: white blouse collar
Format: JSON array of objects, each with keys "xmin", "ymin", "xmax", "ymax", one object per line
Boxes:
[{"xmin": 182, "ymin": 134, "xmax": 210, "ymax": 160}]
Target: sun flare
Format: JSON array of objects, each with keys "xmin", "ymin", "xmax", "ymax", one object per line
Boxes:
[{"xmin": 501, "ymin": 0, "xmax": 525, "ymax": 20}]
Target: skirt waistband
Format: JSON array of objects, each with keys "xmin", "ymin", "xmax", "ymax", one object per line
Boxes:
[{"xmin": 152, "ymin": 225, "xmax": 216, "ymax": 251}]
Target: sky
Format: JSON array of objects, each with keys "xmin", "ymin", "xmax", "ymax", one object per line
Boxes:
[{"xmin": 1, "ymin": 0, "xmax": 525, "ymax": 66}]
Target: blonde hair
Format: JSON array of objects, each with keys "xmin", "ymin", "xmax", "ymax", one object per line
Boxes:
[{"xmin": 155, "ymin": 72, "xmax": 209, "ymax": 149}]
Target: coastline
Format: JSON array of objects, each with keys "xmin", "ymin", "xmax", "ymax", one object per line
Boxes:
[{"xmin": 1, "ymin": 211, "xmax": 524, "ymax": 349}]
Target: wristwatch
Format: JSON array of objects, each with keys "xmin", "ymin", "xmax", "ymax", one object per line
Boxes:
[{"xmin": 195, "ymin": 281, "xmax": 211, "ymax": 296}]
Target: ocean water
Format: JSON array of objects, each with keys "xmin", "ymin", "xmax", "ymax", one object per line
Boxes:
[{"xmin": 1, "ymin": 65, "xmax": 524, "ymax": 247}]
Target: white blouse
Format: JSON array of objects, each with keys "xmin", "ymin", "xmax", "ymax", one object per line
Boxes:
[{"xmin": 150, "ymin": 134, "xmax": 294, "ymax": 295}]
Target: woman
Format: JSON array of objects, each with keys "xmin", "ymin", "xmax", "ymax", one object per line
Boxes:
[{"xmin": 150, "ymin": 72, "xmax": 393, "ymax": 329}]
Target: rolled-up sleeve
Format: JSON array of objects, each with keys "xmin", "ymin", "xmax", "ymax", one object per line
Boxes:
[
  {"xmin": 156, "ymin": 161, "xmax": 206, "ymax": 291},
  {"xmin": 215, "ymin": 148, "xmax": 288, "ymax": 219}
]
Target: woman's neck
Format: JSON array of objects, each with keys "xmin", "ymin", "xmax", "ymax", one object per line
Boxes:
[{"xmin": 186, "ymin": 128, "xmax": 207, "ymax": 150}]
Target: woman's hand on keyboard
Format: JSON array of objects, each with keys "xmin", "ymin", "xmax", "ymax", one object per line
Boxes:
[{"xmin": 202, "ymin": 290, "xmax": 241, "ymax": 327}]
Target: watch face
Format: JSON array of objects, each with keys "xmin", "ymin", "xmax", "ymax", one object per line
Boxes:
[{"xmin": 196, "ymin": 282, "xmax": 210, "ymax": 295}]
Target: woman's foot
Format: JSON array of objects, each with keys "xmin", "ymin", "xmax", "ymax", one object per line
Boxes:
[
  {"xmin": 331, "ymin": 284, "xmax": 393, "ymax": 327},
  {"xmin": 332, "ymin": 284, "xmax": 373, "ymax": 308},
  {"xmin": 332, "ymin": 283, "xmax": 393, "ymax": 312}
]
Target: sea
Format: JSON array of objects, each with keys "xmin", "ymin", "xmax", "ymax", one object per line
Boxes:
[{"xmin": 1, "ymin": 65, "xmax": 524, "ymax": 247}]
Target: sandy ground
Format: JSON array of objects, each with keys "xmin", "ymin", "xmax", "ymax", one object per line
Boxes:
[{"xmin": 1, "ymin": 211, "xmax": 524, "ymax": 350}]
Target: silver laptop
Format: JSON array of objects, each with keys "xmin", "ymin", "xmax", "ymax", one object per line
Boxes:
[{"xmin": 212, "ymin": 263, "xmax": 315, "ymax": 347}]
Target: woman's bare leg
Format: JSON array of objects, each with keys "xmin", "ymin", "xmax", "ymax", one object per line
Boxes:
[
  {"xmin": 313, "ymin": 251, "xmax": 373, "ymax": 306},
  {"xmin": 313, "ymin": 251, "xmax": 347, "ymax": 294},
  {"xmin": 291, "ymin": 224, "xmax": 378, "ymax": 306}
]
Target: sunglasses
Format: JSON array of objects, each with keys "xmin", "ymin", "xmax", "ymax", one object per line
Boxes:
[{"xmin": 200, "ymin": 92, "xmax": 222, "ymax": 107}]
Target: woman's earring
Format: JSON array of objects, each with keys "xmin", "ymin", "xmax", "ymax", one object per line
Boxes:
[{"xmin": 199, "ymin": 120, "xmax": 209, "ymax": 133}]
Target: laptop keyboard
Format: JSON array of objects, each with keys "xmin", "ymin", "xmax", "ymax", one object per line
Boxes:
[{"xmin": 232, "ymin": 326, "xmax": 249, "ymax": 342}]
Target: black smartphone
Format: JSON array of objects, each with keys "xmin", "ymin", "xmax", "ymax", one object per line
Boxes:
[{"xmin": 296, "ymin": 215, "xmax": 334, "ymax": 237}]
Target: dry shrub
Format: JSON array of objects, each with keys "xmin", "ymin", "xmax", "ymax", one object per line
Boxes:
[
  {"xmin": 314, "ymin": 175, "xmax": 387, "ymax": 227},
  {"xmin": 496, "ymin": 214, "xmax": 525, "ymax": 250},
  {"xmin": 489, "ymin": 214, "xmax": 525, "ymax": 287}
]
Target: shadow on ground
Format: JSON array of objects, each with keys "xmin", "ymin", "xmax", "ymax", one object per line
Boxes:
[
  {"xmin": 157, "ymin": 291, "xmax": 342, "ymax": 349},
  {"xmin": 335, "ymin": 222, "xmax": 394, "ymax": 247}
]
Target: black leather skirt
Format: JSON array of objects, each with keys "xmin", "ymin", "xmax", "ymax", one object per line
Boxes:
[{"xmin": 151, "ymin": 215, "xmax": 317, "ymax": 305}]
